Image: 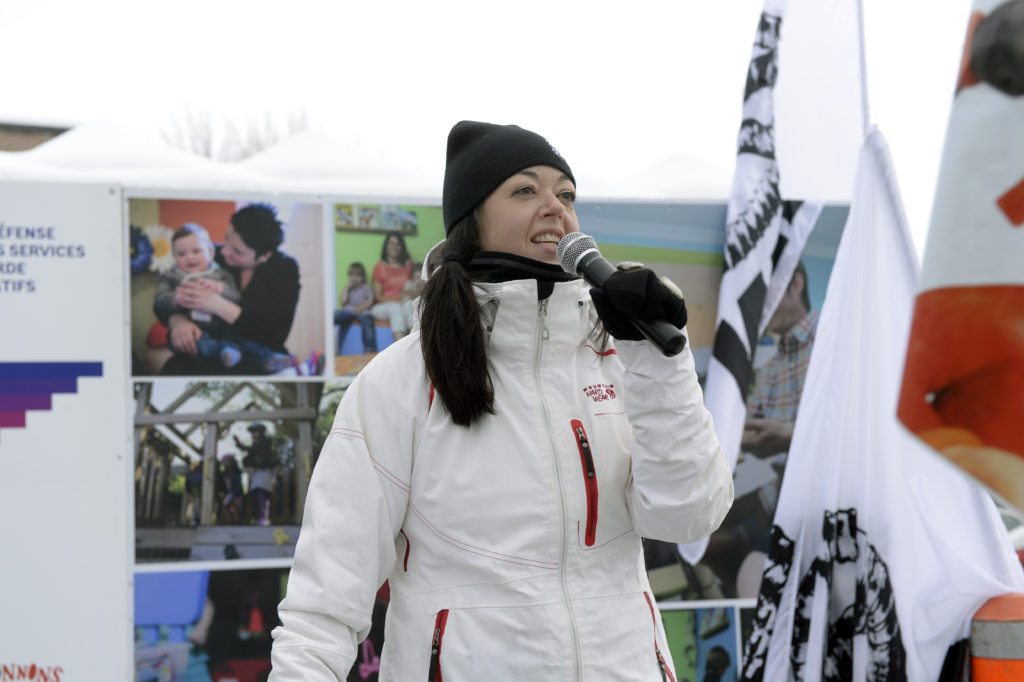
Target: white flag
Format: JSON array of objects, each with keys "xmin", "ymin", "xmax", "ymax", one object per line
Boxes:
[
  {"xmin": 681, "ymin": 0, "xmax": 822, "ymax": 564},
  {"xmin": 739, "ymin": 128, "xmax": 1024, "ymax": 682}
]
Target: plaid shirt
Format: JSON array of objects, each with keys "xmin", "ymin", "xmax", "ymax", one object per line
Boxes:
[{"xmin": 746, "ymin": 310, "xmax": 819, "ymax": 425}]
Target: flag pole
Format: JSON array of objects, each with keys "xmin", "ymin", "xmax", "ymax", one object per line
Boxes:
[{"xmin": 855, "ymin": 0, "xmax": 872, "ymax": 135}]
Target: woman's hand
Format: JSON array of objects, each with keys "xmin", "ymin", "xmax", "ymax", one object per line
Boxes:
[
  {"xmin": 193, "ymin": 277, "xmax": 226, "ymax": 295},
  {"xmin": 741, "ymin": 418, "xmax": 794, "ymax": 458},
  {"xmin": 168, "ymin": 315, "xmax": 203, "ymax": 356},
  {"xmin": 176, "ymin": 280, "xmax": 243, "ymax": 325},
  {"xmin": 589, "ymin": 266, "xmax": 687, "ymax": 341},
  {"xmin": 175, "ymin": 280, "xmax": 222, "ymax": 312}
]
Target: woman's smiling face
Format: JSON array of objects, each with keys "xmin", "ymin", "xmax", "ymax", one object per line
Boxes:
[
  {"xmin": 385, "ymin": 235, "xmax": 404, "ymax": 263},
  {"xmin": 476, "ymin": 165, "xmax": 579, "ymax": 264}
]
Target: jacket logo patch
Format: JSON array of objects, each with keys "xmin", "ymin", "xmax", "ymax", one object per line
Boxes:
[{"xmin": 582, "ymin": 383, "xmax": 616, "ymax": 403}]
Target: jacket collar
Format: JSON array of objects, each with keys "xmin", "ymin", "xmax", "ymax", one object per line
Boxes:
[{"xmin": 474, "ymin": 278, "xmax": 590, "ymax": 359}]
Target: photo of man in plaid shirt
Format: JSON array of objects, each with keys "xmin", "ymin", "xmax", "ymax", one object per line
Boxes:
[
  {"xmin": 744, "ymin": 260, "xmax": 818, "ymax": 459},
  {"xmin": 697, "ymin": 261, "xmax": 819, "ymax": 599}
]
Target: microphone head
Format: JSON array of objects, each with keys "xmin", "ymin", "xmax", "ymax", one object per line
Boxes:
[{"xmin": 556, "ymin": 232, "xmax": 599, "ymax": 275}]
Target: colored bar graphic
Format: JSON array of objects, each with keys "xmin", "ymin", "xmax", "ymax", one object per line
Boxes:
[
  {"xmin": 0, "ymin": 378, "xmax": 79, "ymax": 395},
  {"xmin": 0, "ymin": 362, "xmax": 103, "ymax": 431},
  {"xmin": 0, "ymin": 395, "xmax": 52, "ymax": 410},
  {"xmin": 0, "ymin": 412, "xmax": 27, "ymax": 428},
  {"xmin": 0, "ymin": 362, "xmax": 104, "ymax": 379}
]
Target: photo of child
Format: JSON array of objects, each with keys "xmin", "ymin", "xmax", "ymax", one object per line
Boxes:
[
  {"xmin": 155, "ymin": 223, "xmax": 290, "ymax": 373},
  {"xmin": 333, "ymin": 202, "xmax": 445, "ymax": 376},
  {"xmin": 334, "ymin": 262, "xmax": 377, "ymax": 356}
]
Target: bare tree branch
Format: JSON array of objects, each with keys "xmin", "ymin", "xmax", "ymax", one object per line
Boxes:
[{"xmin": 162, "ymin": 108, "xmax": 311, "ymax": 160}]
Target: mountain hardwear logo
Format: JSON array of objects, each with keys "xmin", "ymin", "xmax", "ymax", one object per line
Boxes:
[{"xmin": 582, "ymin": 383, "xmax": 616, "ymax": 403}]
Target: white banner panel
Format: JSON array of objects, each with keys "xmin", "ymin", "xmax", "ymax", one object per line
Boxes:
[{"xmin": 0, "ymin": 182, "xmax": 130, "ymax": 680}]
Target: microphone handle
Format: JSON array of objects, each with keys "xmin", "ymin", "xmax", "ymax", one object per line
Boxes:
[{"xmin": 577, "ymin": 252, "xmax": 687, "ymax": 357}]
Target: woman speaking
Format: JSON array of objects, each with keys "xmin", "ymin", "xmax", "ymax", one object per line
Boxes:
[{"xmin": 270, "ymin": 121, "xmax": 733, "ymax": 680}]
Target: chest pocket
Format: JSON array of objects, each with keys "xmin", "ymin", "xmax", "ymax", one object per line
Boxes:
[{"xmin": 569, "ymin": 416, "xmax": 634, "ymax": 548}]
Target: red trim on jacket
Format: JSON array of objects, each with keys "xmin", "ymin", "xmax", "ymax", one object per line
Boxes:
[
  {"xmin": 644, "ymin": 592, "xmax": 676, "ymax": 682},
  {"xmin": 571, "ymin": 419, "xmax": 598, "ymax": 546},
  {"xmin": 584, "ymin": 343, "xmax": 617, "ymax": 357},
  {"xmin": 428, "ymin": 609, "xmax": 450, "ymax": 682}
]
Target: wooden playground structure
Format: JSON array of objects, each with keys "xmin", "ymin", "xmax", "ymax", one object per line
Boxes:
[{"xmin": 134, "ymin": 381, "xmax": 325, "ymax": 561}]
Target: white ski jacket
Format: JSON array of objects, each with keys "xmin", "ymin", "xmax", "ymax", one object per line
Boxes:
[{"xmin": 270, "ymin": 277, "xmax": 733, "ymax": 681}]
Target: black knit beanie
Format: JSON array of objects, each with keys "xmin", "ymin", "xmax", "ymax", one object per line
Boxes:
[{"xmin": 442, "ymin": 121, "xmax": 575, "ymax": 233}]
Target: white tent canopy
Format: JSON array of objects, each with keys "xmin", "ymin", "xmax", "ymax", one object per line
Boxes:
[
  {"xmin": 1, "ymin": 120, "xmax": 273, "ymax": 189},
  {"xmin": 0, "ymin": 120, "xmax": 732, "ymax": 201},
  {"xmin": 613, "ymin": 153, "xmax": 733, "ymax": 201}
]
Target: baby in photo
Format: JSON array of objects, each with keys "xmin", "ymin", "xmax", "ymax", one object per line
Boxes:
[{"xmin": 153, "ymin": 223, "xmax": 250, "ymax": 367}]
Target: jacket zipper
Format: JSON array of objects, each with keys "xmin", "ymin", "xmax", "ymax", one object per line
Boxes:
[
  {"xmin": 534, "ymin": 298, "xmax": 583, "ymax": 681},
  {"xmin": 427, "ymin": 609, "xmax": 449, "ymax": 682},
  {"xmin": 400, "ymin": 529, "xmax": 410, "ymax": 572},
  {"xmin": 643, "ymin": 592, "xmax": 676, "ymax": 682},
  {"xmin": 571, "ymin": 419, "xmax": 598, "ymax": 546}
]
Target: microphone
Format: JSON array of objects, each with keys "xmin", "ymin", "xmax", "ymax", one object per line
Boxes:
[{"xmin": 557, "ymin": 232, "xmax": 687, "ymax": 357}]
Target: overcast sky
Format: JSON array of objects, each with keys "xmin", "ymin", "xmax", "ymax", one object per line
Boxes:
[{"xmin": 0, "ymin": 0, "xmax": 972, "ymax": 252}]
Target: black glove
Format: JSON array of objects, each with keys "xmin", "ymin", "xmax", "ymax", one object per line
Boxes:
[{"xmin": 589, "ymin": 266, "xmax": 687, "ymax": 341}]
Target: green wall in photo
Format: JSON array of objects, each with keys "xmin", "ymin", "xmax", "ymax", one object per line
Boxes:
[{"xmin": 333, "ymin": 204, "xmax": 445, "ymax": 304}]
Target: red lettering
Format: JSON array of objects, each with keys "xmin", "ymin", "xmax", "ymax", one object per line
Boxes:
[{"xmin": 0, "ymin": 665, "xmax": 62, "ymax": 682}]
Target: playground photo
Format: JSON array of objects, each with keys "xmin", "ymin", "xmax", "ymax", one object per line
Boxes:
[
  {"xmin": 128, "ymin": 197, "xmax": 327, "ymax": 378},
  {"xmin": 133, "ymin": 379, "xmax": 347, "ymax": 563}
]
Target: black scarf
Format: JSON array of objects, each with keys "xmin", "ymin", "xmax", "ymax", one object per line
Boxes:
[{"xmin": 467, "ymin": 251, "xmax": 578, "ymax": 300}]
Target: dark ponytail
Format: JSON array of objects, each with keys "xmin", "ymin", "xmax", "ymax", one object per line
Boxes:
[{"xmin": 419, "ymin": 213, "xmax": 493, "ymax": 427}]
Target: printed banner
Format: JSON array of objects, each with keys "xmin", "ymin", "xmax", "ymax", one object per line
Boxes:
[
  {"xmin": 897, "ymin": 0, "xmax": 1024, "ymax": 511},
  {"xmin": 0, "ymin": 169, "xmax": 847, "ymax": 681},
  {"xmin": 0, "ymin": 182, "xmax": 130, "ymax": 680}
]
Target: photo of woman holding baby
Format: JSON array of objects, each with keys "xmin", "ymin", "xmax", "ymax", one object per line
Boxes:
[{"xmin": 157, "ymin": 203, "xmax": 301, "ymax": 376}]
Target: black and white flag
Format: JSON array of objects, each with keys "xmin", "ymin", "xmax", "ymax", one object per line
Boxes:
[
  {"xmin": 739, "ymin": 129, "xmax": 1023, "ymax": 682},
  {"xmin": 681, "ymin": 0, "xmax": 822, "ymax": 564}
]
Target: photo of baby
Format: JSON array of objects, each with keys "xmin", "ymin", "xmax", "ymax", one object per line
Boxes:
[
  {"xmin": 155, "ymin": 223, "xmax": 290, "ymax": 373},
  {"xmin": 129, "ymin": 197, "xmax": 327, "ymax": 377}
]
